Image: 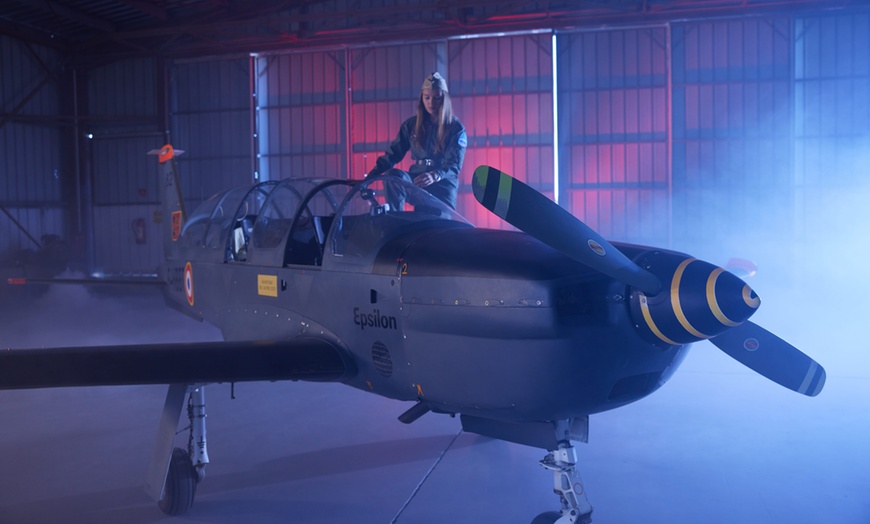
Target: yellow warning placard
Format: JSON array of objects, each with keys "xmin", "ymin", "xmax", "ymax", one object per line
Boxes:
[{"xmin": 257, "ymin": 274, "xmax": 278, "ymax": 297}]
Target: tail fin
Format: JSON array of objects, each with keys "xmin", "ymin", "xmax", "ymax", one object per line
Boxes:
[
  {"xmin": 148, "ymin": 145, "xmax": 200, "ymax": 318},
  {"xmin": 148, "ymin": 144, "xmax": 186, "ymax": 263}
]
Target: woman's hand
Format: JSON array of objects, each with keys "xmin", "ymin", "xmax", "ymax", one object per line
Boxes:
[{"xmin": 413, "ymin": 172, "xmax": 440, "ymax": 187}]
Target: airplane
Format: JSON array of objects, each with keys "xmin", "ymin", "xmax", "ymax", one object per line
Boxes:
[{"xmin": 0, "ymin": 144, "xmax": 826, "ymax": 524}]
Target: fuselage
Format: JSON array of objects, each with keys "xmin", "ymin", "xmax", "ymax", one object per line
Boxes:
[{"xmin": 162, "ymin": 175, "xmax": 693, "ymax": 425}]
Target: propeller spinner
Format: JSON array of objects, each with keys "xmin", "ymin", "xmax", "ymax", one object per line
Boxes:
[
  {"xmin": 472, "ymin": 165, "xmax": 825, "ymax": 397},
  {"xmin": 629, "ymin": 254, "xmax": 759, "ymax": 345}
]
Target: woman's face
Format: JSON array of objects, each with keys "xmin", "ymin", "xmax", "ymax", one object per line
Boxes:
[{"xmin": 421, "ymin": 88, "xmax": 443, "ymax": 116}]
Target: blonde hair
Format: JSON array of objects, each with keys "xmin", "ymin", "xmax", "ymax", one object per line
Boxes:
[{"xmin": 414, "ymin": 90, "xmax": 455, "ymax": 154}]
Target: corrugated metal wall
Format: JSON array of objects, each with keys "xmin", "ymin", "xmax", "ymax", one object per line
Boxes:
[
  {"xmin": 671, "ymin": 18, "xmax": 794, "ymax": 257},
  {"xmin": 88, "ymin": 58, "xmax": 162, "ymax": 274},
  {"xmin": 450, "ymin": 33, "xmax": 554, "ymax": 228},
  {"xmin": 86, "ymin": 57, "xmax": 253, "ymax": 274},
  {"xmin": 254, "ymin": 51, "xmax": 346, "ymax": 181},
  {"xmin": 0, "ymin": 35, "xmax": 66, "ymax": 262},
  {"xmin": 171, "ymin": 58, "xmax": 253, "ymax": 205},
  {"xmin": 793, "ymin": 12, "xmax": 870, "ymax": 262},
  {"xmin": 558, "ymin": 27, "xmax": 670, "ymax": 245},
  {"xmin": 557, "ymin": 14, "xmax": 867, "ymax": 258},
  {"xmin": 90, "ymin": 135, "xmax": 162, "ymax": 274}
]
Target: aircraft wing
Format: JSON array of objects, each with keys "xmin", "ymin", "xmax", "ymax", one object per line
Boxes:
[{"xmin": 0, "ymin": 338, "xmax": 354, "ymax": 390}]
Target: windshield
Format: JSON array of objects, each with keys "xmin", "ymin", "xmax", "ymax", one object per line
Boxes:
[
  {"xmin": 329, "ymin": 174, "xmax": 472, "ymax": 263},
  {"xmin": 179, "ymin": 183, "xmax": 278, "ymax": 251}
]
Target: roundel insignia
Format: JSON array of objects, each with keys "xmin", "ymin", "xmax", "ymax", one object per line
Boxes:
[
  {"xmin": 184, "ymin": 262, "xmax": 195, "ymax": 306},
  {"xmin": 587, "ymin": 239, "xmax": 606, "ymax": 257},
  {"xmin": 743, "ymin": 337, "xmax": 759, "ymax": 352}
]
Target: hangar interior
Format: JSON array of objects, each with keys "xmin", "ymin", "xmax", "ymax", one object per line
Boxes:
[
  {"xmin": 1, "ymin": 2, "xmax": 869, "ymax": 523},
  {"xmin": 2, "ymin": 1, "xmax": 868, "ymax": 276}
]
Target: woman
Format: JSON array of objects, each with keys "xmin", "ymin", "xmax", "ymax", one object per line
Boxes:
[{"xmin": 367, "ymin": 72, "xmax": 467, "ymax": 209}]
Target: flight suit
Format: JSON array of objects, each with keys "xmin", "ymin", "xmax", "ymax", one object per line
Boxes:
[{"xmin": 367, "ymin": 116, "xmax": 467, "ymax": 209}]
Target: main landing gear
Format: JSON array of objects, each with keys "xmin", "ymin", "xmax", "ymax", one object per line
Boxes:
[
  {"xmin": 533, "ymin": 440, "xmax": 593, "ymax": 523},
  {"xmin": 146, "ymin": 384, "xmax": 209, "ymax": 516},
  {"xmin": 158, "ymin": 447, "xmax": 198, "ymax": 515}
]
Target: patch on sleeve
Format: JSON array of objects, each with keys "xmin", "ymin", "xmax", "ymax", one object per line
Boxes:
[{"xmin": 458, "ymin": 131, "xmax": 467, "ymax": 148}]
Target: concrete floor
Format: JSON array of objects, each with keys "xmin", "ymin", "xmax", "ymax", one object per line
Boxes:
[{"xmin": 0, "ymin": 282, "xmax": 867, "ymax": 524}]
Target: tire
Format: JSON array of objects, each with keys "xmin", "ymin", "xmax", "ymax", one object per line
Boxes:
[
  {"xmin": 158, "ymin": 447, "xmax": 198, "ymax": 515},
  {"xmin": 531, "ymin": 511, "xmax": 561, "ymax": 524}
]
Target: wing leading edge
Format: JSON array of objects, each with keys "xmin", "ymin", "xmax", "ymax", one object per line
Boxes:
[{"xmin": 0, "ymin": 338, "xmax": 355, "ymax": 390}]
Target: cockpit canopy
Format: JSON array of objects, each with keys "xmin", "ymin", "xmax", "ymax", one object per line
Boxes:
[{"xmin": 179, "ymin": 174, "xmax": 472, "ymax": 268}]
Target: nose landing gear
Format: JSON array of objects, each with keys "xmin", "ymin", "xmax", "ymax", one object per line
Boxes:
[
  {"xmin": 460, "ymin": 415, "xmax": 594, "ymax": 524},
  {"xmin": 535, "ymin": 440, "xmax": 593, "ymax": 523}
]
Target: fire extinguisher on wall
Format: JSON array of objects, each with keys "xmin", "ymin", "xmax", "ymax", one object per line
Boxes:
[{"xmin": 132, "ymin": 218, "xmax": 147, "ymax": 244}]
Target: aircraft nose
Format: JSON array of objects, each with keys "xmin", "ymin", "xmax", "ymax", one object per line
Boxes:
[
  {"xmin": 630, "ymin": 255, "xmax": 760, "ymax": 346},
  {"xmin": 706, "ymin": 265, "xmax": 760, "ymax": 327}
]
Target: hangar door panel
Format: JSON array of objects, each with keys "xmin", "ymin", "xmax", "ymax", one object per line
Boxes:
[
  {"xmin": 557, "ymin": 28, "xmax": 670, "ymax": 247},
  {"xmin": 449, "ymin": 34, "xmax": 554, "ymax": 230},
  {"xmin": 171, "ymin": 58, "xmax": 253, "ymax": 209},
  {"xmin": 255, "ymin": 51, "xmax": 347, "ymax": 181},
  {"xmin": 793, "ymin": 13, "xmax": 870, "ymax": 277},
  {"xmin": 91, "ymin": 136, "xmax": 163, "ymax": 275},
  {"xmin": 0, "ymin": 35, "xmax": 66, "ymax": 257},
  {"xmin": 671, "ymin": 18, "xmax": 793, "ymax": 253}
]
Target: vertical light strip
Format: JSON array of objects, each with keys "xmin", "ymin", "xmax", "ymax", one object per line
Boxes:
[
  {"xmin": 251, "ymin": 53, "xmax": 269, "ymax": 182},
  {"xmin": 552, "ymin": 32, "xmax": 560, "ymax": 205},
  {"xmin": 344, "ymin": 48, "xmax": 353, "ymax": 181},
  {"xmin": 249, "ymin": 54, "xmax": 259, "ymax": 182},
  {"xmin": 664, "ymin": 24, "xmax": 674, "ymax": 248}
]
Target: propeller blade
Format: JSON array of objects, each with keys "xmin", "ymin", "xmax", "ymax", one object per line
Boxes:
[
  {"xmin": 709, "ymin": 321, "xmax": 826, "ymax": 396},
  {"xmin": 472, "ymin": 165, "xmax": 662, "ymax": 295}
]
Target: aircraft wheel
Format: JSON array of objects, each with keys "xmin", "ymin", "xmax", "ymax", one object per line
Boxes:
[
  {"xmin": 158, "ymin": 447, "xmax": 198, "ymax": 515},
  {"xmin": 531, "ymin": 511, "xmax": 561, "ymax": 524}
]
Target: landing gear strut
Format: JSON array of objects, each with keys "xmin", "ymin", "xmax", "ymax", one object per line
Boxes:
[
  {"xmin": 147, "ymin": 384, "xmax": 210, "ymax": 516},
  {"xmin": 187, "ymin": 385, "xmax": 210, "ymax": 481},
  {"xmin": 536, "ymin": 441, "xmax": 593, "ymax": 523},
  {"xmin": 459, "ymin": 415, "xmax": 594, "ymax": 524}
]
